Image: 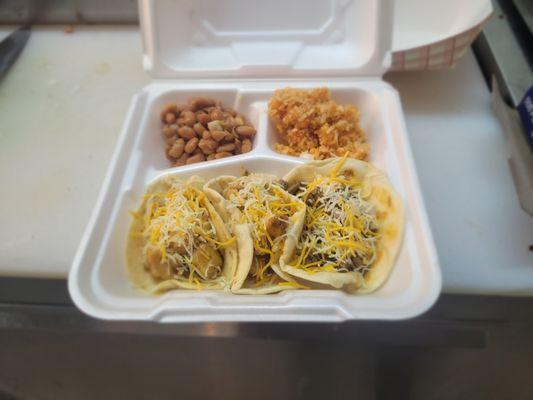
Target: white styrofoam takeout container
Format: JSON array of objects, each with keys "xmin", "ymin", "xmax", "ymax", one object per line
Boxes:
[{"xmin": 68, "ymin": 0, "xmax": 441, "ymax": 322}]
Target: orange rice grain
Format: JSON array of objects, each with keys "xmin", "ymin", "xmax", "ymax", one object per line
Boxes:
[{"xmin": 268, "ymin": 87, "xmax": 369, "ymax": 160}]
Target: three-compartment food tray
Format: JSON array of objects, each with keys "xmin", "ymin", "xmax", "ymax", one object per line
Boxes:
[{"xmin": 68, "ymin": 0, "xmax": 441, "ymax": 322}]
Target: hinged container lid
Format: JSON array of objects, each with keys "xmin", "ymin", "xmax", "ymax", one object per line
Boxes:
[{"xmin": 139, "ymin": 0, "xmax": 394, "ymax": 79}]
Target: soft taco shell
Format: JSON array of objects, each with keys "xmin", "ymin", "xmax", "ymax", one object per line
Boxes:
[
  {"xmin": 280, "ymin": 158, "xmax": 404, "ymax": 293},
  {"xmin": 126, "ymin": 175, "xmax": 238, "ymax": 294},
  {"xmin": 204, "ymin": 174, "xmax": 306, "ymax": 293}
]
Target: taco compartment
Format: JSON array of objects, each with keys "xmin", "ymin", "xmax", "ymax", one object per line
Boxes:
[{"xmin": 126, "ymin": 157, "xmax": 402, "ymax": 296}]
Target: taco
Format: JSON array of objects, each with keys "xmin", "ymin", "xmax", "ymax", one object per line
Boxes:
[
  {"xmin": 126, "ymin": 175, "xmax": 238, "ymax": 294},
  {"xmin": 280, "ymin": 157, "xmax": 404, "ymax": 293},
  {"xmin": 204, "ymin": 173, "xmax": 307, "ymax": 293}
]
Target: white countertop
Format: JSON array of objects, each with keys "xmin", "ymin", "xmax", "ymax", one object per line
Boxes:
[
  {"xmin": 0, "ymin": 26, "xmax": 532, "ymax": 294},
  {"xmin": 387, "ymin": 65, "xmax": 533, "ymax": 295}
]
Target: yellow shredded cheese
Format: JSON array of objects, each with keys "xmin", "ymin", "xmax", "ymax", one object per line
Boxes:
[
  {"xmin": 223, "ymin": 174, "xmax": 304, "ymax": 283},
  {"xmin": 133, "ymin": 180, "xmax": 233, "ymax": 282},
  {"xmin": 292, "ymin": 158, "xmax": 381, "ymax": 275}
]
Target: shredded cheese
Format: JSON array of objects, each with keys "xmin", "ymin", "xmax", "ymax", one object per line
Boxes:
[
  {"xmin": 223, "ymin": 174, "xmax": 304, "ymax": 284},
  {"xmin": 136, "ymin": 180, "xmax": 231, "ymax": 282},
  {"xmin": 292, "ymin": 159, "xmax": 381, "ymax": 276}
]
